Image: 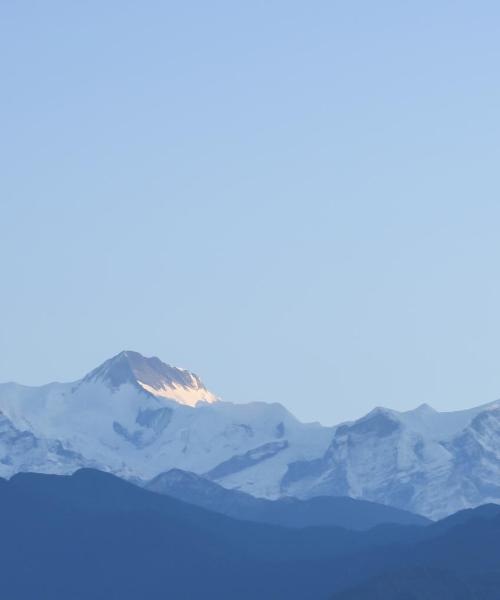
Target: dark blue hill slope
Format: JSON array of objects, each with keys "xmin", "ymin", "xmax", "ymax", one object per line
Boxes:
[
  {"xmin": 1, "ymin": 469, "xmax": 499, "ymax": 600},
  {"xmin": 146, "ymin": 468, "xmax": 429, "ymax": 530}
]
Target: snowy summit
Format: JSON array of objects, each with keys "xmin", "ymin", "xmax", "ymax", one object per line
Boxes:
[
  {"xmin": 83, "ymin": 350, "xmax": 219, "ymax": 407},
  {"xmin": 1, "ymin": 350, "xmax": 500, "ymax": 519}
]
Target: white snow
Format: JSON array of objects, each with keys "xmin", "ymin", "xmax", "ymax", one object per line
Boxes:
[
  {"xmin": 137, "ymin": 379, "xmax": 218, "ymax": 407},
  {"xmin": 2, "ymin": 351, "xmax": 500, "ymax": 519},
  {"xmin": 0, "ymin": 358, "xmax": 334, "ymax": 490}
]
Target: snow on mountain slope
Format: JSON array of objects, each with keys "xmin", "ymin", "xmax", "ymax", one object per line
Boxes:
[
  {"xmin": 0, "ymin": 352, "xmax": 333, "ymax": 488},
  {"xmin": 0, "ymin": 409, "xmax": 97, "ymax": 479},
  {"xmin": 83, "ymin": 350, "xmax": 218, "ymax": 406},
  {"xmin": 3, "ymin": 351, "xmax": 500, "ymax": 518},
  {"xmin": 281, "ymin": 401, "xmax": 500, "ymax": 519}
]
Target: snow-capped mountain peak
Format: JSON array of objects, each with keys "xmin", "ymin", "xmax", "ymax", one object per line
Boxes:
[
  {"xmin": 281, "ymin": 399, "xmax": 500, "ymax": 519},
  {"xmin": 3, "ymin": 351, "xmax": 500, "ymax": 519},
  {"xmin": 0, "ymin": 351, "xmax": 332, "ymax": 491},
  {"xmin": 83, "ymin": 350, "xmax": 218, "ymax": 407}
]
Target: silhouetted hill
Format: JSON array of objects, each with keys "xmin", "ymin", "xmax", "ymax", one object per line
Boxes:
[
  {"xmin": 1, "ymin": 469, "xmax": 499, "ymax": 599},
  {"xmin": 0, "ymin": 469, "xmax": 425, "ymax": 599},
  {"xmin": 146, "ymin": 468, "xmax": 429, "ymax": 530},
  {"xmin": 331, "ymin": 567, "xmax": 500, "ymax": 600},
  {"xmin": 330, "ymin": 504, "xmax": 500, "ymax": 599}
]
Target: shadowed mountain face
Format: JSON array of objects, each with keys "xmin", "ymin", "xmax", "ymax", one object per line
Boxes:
[
  {"xmin": 330, "ymin": 505, "xmax": 500, "ymax": 600},
  {"xmin": 330, "ymin": 568, "xmax": 500, "ymax": 600},
  {"xmin": 83, "ymin": 350, "xmax": 218, "ymax": 405},
  {"xmin": 0, "ymin": 469, "xmax": 421, "ymax": 600},
  {"xmin": 1, "ymin": 469, "xmax": 500, "ymax": 600},
  {"xmin": 146, "ymin": 468, "xmax": 429, "ymax": 530},
  {"xmin": 282, "ymin": 403, "xmax": 500, "ymax": 519}
]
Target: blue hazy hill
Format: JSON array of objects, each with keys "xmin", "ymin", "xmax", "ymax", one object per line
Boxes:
[
  {"xmin": 146, "ymin": 468, "xmax": 429, "ymax": 530},
  {"xmin": 1, "ymin": 469, "xmax": 499, "ymax": 599}
]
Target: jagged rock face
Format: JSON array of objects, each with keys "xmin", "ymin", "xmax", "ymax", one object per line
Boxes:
[
  {"xmin": 0, "ymin": 411, "xmax": 95, "ymax": 478},
  {"xmin": 443, "ymin": 408, "xmax": 500, "ymax": 508},
  {"xmin": 83, "ymin": 350, "xmax": 218, "ymax": 406},
  {"xmin": 281, "ymin": 403, "xmax": 500, "ymax": 519}
]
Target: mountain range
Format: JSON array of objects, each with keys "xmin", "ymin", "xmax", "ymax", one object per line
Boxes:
[
  {"xmin": 2, "ymin": 468, "xmax": 500, "ymax": 600},
  {"xmin": 2, "ymin": 350, "xmax": 500, "ymax": 518},
  {"xmin": 145, "ymin": 468, "xmax": 428, "ymax": 529}
]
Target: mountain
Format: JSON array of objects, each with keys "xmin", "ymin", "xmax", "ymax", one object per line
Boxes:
[
  {"xmin": 281, "ymin": 402, "xmax": 500, "ymax": 519},
  {"xmin": 329, "ymin": 504, "xmax": 500, "ymax": 599},
  {"xmin": 0, "ymin": 351, "xmax": 333, "ymax": 490},
  {"xmin": 1, "ymin": 469, "xmax": 499, "ymax": 600},
  {"xmin": 0, "ymin": 469, "xmax": 426, "ymax": 600},
  {"xmin": 146, "ymin": 468, "xmax": 429, "ymax": 529},
  {"xmin": 83, "ymin": 350, "xmax": 218, "ymax": 406},
  {"xmin": 330, "ymin": 568, "xmax": 500, "ymax": 600},
  {"xmin": 2, "ymin": 350, "xmax": 500, "ymax": 519}
]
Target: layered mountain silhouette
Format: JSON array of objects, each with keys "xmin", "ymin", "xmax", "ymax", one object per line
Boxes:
[
  {"xmin": 330, "ymin": 503, "xmax": 500, "ymax": 599},
  {"xmin": 1, "ymin": 469, "xmax": 500, "ymax": 600},
  {"xmin": 146, "ymin": 468, "xmax": 429, "ymax": 529}
]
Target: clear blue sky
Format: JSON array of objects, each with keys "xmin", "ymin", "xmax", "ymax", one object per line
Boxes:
[{"xmin": 1, "ymin": 1, "xmax": 500, "ymax": 424}]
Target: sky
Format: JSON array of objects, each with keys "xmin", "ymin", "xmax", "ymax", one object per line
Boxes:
[{"xmin": 1, "ymin": 1, "xmax": 500, "ymax": 425}]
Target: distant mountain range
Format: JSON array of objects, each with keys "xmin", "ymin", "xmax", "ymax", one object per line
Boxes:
[
  {"xmin": 2, "ymin": 350, "xmax": 500, "ymax": 518},
  {"xmin": 2, "ymin": 469, "xmax": 500, "ymax": 600},
  {"xmin": 0, "ymin": 350, "xmax": 331, "ymax": 493},
  {"xmin": 146, "ymin": 468, "xmax": 428, "ymax": 529}
]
